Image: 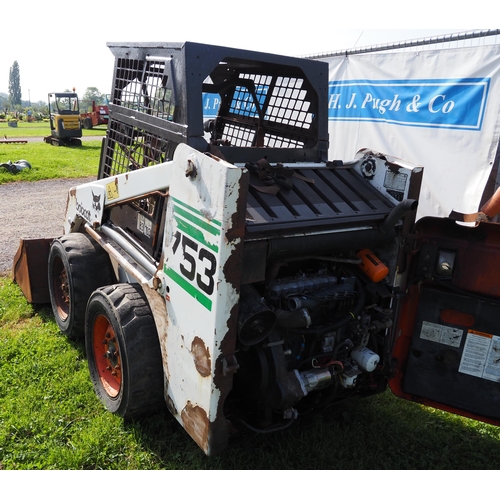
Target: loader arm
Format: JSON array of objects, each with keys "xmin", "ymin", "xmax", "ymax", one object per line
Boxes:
[
  {"xmin": 64, "ymin": 152, "xmax": 179, "ymax": 234},
  {"xmin": 67, "ymin": 143, "xmax": 249, "ymax": 455}
]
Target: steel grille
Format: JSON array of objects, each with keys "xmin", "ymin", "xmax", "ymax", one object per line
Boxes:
[
  {"xmin": 113, "ymin": 57, "xmax": 175, "ymax": 121},
  {"xmin": 245, "ymin": 166, "xmax": 395, "ymax": 233},
  {"xmin": 104, "ymin": 41, "xmax": 330, "ymax": 170},
  {"xmin": 101, "ymin": 118, "xmax": 175, "ymax": 177},
  {"xmin": 217, "ymin": 72, "xmax": 315, "ymax": 149},
  {"xmin": 228, "ymin": 74, "xmax": 271, "ymax": 118},
  {"xmin": 265, "ymin": 135, "xmax": 304, "ymax": 148},
  {"xmin": 266, "ymin": 77, "xmax": 312, "ymax": 129},
  {"xmin": 221, "ymin": 122, "xmax": 255, "ymax": 147}
]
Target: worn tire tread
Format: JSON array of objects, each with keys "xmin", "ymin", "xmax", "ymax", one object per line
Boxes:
[
  {"xmin": 48, "ymin": 233, "xmax": 114, "ymax": 338},
  {"xmin": 86, "ymin": 283, "xmax": 165, "ymax": 419}
]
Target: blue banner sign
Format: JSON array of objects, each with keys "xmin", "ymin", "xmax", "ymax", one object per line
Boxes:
[
  {"xmin": 328, "ymin": 79, "xmax": 490, "ymax": 131},
  {"xmin": 203, "ymin": 91, "xmax": 263, "ymax": 119},
  {"xmin": 203, "ymin": 93, "xmax": 220, "ymax": 119},
  {"xmin": 203, "ymin": 85, "xmax": 269, "ymax": 119}
]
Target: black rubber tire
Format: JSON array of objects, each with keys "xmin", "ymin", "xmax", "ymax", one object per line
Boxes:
[
  {"xmin": 85, "ymin": 283, "xmax": 165, "ymax": 419},
  {"xmin": 48, "ymin": 233, "xmax": 114, "ymax": 339}
]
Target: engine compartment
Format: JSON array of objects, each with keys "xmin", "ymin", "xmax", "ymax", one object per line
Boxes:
[{"xmin": 229, "ymin": 248, "xmax": 398, "ymax": 431}]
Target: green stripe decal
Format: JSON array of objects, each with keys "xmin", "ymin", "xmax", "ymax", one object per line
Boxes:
[
  {"xmin": 173, "ymin": 204, "xmax": 220, "ymax": 237},
  {"xmin": 165, "ymin": 267, "xmax": 213, "ymax": 311},
  {"xmin": 172, "ymin": 197, "xmax": 222, "ymax": 234},
  {"xmin": 172, "ymin": 196, "xmax": 222, "ymax": 227},
  {"xmin": 174, "ymin": 216, "xmax": 219, "ymax": 253}
]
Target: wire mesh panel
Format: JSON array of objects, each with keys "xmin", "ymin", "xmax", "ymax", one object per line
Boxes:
[
  {"xmin": 212, "ymin": 71, "xmax": 317, "ymax": 150},
  {"xmin": 113, "ymin": 57, "xmax": 175, "ymax": 121},
  {"xmin": 102, "ymin": 42, "xmax": 330, "ymax": 175},
  {"xmin": 101, "ymin": 119, "xmax": 175, "ymax": 177}
]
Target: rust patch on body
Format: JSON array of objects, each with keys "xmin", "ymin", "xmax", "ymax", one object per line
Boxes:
[
  {"xmin": 140, "ymin": 284, "xmax": 170, "ymax": 406},
  {"xmin": 440, "ymin": 309, "xmax": 475, "ymax": 328},
  {"xmin": 166, "ymin": 395, "xmax": 177, "ymax": 416},
  {"xmin": 181, "ymin": 401, "xmax": 209, "ymax": 452},
  {"xmin": 191, "ymin": 336, "xmax": 211, "ymax": 377},
  {"xmin": 384, "ymin": 158, "xmax": 402, "ymax": 175}
]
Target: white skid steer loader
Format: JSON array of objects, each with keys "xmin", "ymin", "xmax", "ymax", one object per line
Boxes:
[{"xmin": 14, "ymin": 42, "xmax": 500, "ymax": 456}]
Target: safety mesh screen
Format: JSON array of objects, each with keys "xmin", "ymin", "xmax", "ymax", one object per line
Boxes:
[
  {"xmin": 214, "ymin": 73, "xmax": 314, "ymax": 148},
  {"xmin": 112, "ymin": 57, "xmax": 175, "ymax": 121},
  {"xmin": 100, "ymin": 118, "xmax": 175, "ymax": 177}
]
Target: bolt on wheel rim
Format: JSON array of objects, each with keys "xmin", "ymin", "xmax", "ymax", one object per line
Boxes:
[{"xmin": 93, "ymin": 314, "xmax": 122, "ymax": 398}]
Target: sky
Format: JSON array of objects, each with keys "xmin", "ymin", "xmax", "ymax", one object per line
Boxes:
[{"xmin": 0, "ymin": 0, "xmax": 487, "ymax": 104}]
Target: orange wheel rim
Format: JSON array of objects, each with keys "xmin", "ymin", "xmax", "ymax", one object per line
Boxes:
[
  {"xmin": 52, "ymin": 256, "xmax": 69, "ymax": 320},
  {"xmin": 93, "ymin": 314, "xmax": 122, "ymax": 398}
]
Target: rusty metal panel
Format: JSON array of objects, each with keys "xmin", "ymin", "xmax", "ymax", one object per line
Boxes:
[
  {"xmin": 12, "ymin": 238, "xmax": 53, "ymax": 304},
  {"xmin": 245, "ymin": 165, "xmax": 394, "ymax": 234},
  {"xmin": 391, "ymin": 216, "xmax": 500, "ymax": 427},
  {"xmin": 158, "ymin": 145, "xmax": 248, "ymax": 456},
  {"xmin": 411, "ymin": 217, "xmax": 500, "ymax": 298},
  {"xmin": 244, "ymin": 150, "xmax": 423, "ymax": 237}
]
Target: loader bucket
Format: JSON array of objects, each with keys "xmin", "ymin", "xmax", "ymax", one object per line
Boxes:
[{"xmin": 13, "ymin": 238, "xmax": 53, "ymax": 304}]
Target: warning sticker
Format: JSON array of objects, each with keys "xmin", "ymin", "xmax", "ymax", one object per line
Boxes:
[
  {"xmin": 106, "ymin": 180, "xmax": 119, "ymax": 201},
  {"xmin": 420, "ymin": 320, "xmax": 463, "ymax": 348},
  {"xmin": 384, "ymin": 171, "xmax": 407, "ymax": 193},
  {"xmin": 459, "ymin": 330, "xmax": 500, "ymax": 383},
  {"xmin": 137, "ymin": 213, "xmax": 152, "ymax": 238}
]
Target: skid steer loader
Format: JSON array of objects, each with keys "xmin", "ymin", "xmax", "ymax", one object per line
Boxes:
[{"xmin": 14, "ymin": 42, "xmax": 500, "ymax": 456}]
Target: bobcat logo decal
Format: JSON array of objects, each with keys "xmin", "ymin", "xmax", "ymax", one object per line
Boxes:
[{"xmin": 92, "ymin": 190, "xmax": 102, "ymax": 212}]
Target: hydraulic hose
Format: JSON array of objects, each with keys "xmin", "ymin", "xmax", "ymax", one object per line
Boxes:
[
  {"xmin": 378, "ymin": 199, "xmax": 418, "ymax": 235},
  {"xmin": 275, "ymin": 308, "xmax": 312, "ymax": 329}
]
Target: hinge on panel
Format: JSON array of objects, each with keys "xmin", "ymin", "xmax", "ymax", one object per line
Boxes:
[{"xmin": 402, "ymin": 233, "xmax": 422, "ymax": 255}]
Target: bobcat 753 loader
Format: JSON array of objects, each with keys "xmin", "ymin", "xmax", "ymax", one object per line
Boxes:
[{"xmin": 14, "ymin": 42, "xmax": 500, "ymax": 456}]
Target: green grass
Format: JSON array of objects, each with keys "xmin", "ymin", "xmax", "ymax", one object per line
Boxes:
[
  {"xmin": 1, "ymin": 274, "xmax": 500, "ymax": 470},
  {"xmin": 0, "ymin": 142, "xmax": 101, "ymax": 184},
  {"xmin": 0, "ymin": 121, "xmax": 106, "ymax": 137},
  {"xmin": 0, "ymin": 121, "xmax": 104, "ymax": 184}
]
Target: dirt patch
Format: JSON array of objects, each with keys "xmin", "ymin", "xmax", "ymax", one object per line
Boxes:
[{"xmin": 0, "ymin": 177, "xmax": 95, "ymax": 276}]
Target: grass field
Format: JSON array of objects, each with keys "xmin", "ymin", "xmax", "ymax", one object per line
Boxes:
[
  {"xmin": 0, "ymin": 121, "xmax": 106, "ymax": 138},
  {"xmin": 0, "ymin": 121, "xmax": 104, "ymax": 184},
  {"xmin": 1, "ymin": 134, "xmax": 500, "ymax": 470},
  {"xmin": 0, "ymin": 140, "xmax": 102, "ymax": 184}
]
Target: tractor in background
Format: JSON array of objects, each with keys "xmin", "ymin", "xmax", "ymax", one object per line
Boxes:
[{"xmin": 81, "ymin": 100, "xmax": 109, "ymax": 129}]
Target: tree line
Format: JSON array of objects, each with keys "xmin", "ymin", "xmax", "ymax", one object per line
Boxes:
[{"xmin": 2, "ymin": 61, "xmax": 107, "ymax": 116}]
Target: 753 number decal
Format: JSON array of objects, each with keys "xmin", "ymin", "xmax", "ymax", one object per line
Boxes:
[{"xmin": 172, "ymin": 231, "xmax": 217, "ymax": 296}]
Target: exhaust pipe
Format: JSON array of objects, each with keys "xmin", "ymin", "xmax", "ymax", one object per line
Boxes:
[{"xmin": 378, "ymin": 199, "xmax": 418, "ymax": 235}]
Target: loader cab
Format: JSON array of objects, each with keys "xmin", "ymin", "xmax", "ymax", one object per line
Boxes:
[
  {"xmin": 46, "ymin": 92, "xmax": 82, "ymax": 146},
  {"xmin": 100, "ymin": 42, "xmax": 331, "ymax": 262}
]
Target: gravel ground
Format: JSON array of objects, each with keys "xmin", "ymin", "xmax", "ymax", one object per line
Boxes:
[{"xmin": 0, "ymin": 177, "xmax": 94, "ymax": 275}]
